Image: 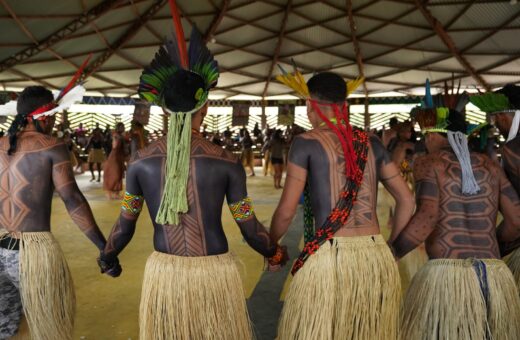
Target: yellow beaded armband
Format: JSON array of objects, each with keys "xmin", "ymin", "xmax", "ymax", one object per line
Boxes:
[
  {"xmin": 228, "ymin": 197, "xmax": 255, "ymax": 222},
  {"xmin": 121, "ymin": 192, "xmax": 144, "ymax": 215}
]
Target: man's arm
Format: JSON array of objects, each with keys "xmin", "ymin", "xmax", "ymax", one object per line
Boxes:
[
  {"xmin": 226, "ymin": 159, "xmax": 281, "ymax": 259},
  {"xmin": 391, "ymin": 156, "xmax": 439, "ymax": 259},
  {"xmin": 270, "ymin": 137, "xmax": 308, "ymax": 243},
  {"xmin": 371, "ymin": 136, "xmax": 415, "ymax": 242},
  {"xmin": 52, "ymin": 143, "xmax": 106, "ymax": 250},
  {"xmin": 496, "ymin": 169, "xmax": 520, "ymax": 256},
  {"xmin": 102, "ymin": 162, "xmax": 144, "ymax": 264}
]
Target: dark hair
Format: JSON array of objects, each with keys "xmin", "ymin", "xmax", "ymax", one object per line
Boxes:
[
  {"xmin": 8, "ymin": 86, "xmax": 53, "ymax": 155},
  {"xmin": 496, "ymin": 84, "xmax": 520, "ymax": 110},
  {"xmin": 446, "ymin": 109, "xmax": 466, "ymax": 134},
  {"xmin": 307, "ymin": 72, "xmax": 346, "ymax": 104},
  {"xmin": 389, "ymin": 117, "xmax": 398, "ymax": 127},
  {"xmin": 163, "ymin": 69, "xmax": 205, "ymax": 113}
]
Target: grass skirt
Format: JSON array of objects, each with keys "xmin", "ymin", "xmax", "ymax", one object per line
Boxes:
[
  {"xmin": 14, "ymin": 232, "xmax": 75, "ymax": 340},
  {"xmin": 87, "ymin": 148, "xmax": 105, "ymax": 163},
  {"xmin": 401, "ymin": 258, "xmax": 520, "ymax": 340},
  {"xmin": 506, "ymin": 247, "xmax": 520, "ymax": 293},
  {"xmin": 399, "ymin": 243, "xmax": 428, "ymax": 285},
  {"xmin": 277, "ymin": 234, "xmax": 401, "ymax": 340},
  {"xmin": 139, "ymin": 251, "xmax": 253, "ymax": 340}
]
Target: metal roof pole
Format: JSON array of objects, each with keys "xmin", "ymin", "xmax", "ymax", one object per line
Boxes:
[{"xmin": 364, "ymin": 97, "xmax": 370, "ymax": 130}]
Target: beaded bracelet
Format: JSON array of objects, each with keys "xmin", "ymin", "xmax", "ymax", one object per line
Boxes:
[{"xmin": 268, "ymin": 245, "xmax": 286, "ymax": 266}]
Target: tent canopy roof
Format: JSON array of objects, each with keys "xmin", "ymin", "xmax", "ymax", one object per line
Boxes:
[{"xmin": 1, "ymin": 0, "xmax": 519, "ymax": 99}]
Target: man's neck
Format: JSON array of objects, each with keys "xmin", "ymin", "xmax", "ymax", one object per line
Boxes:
[{"xmin": 21, "ymin": 124, "xmax": 37, "ymax": 133}]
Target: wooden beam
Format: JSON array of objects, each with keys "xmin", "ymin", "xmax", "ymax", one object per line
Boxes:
[
  {"xmin": 346, "ymin": 0, "xmax": 370, "ymax": 127},
  {"xmin": 82, "ymin": 0, "xmax": 167, "ymax": 80},
  {"xmin": 262, "ymin": 0, "xmax": 292, "ymax": 99},
  {"xmin": 0, "ymin": 0, "xmax": 123, "ymax": 73},
  {"xmin": 8, "ymin": 68, "xmax": 59, "ymax": 90},
  {"xmin": 204, "ymin": 0, "xmax": 230, "ymax": 42},
  {"xmin": 414, "ymin": 0, "xmax": 490, "ymax": 90}
]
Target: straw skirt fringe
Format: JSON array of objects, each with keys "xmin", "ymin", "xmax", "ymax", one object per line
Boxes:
[
  {"xmin": 401, "ymin": 258, "xmax": 520, "ymax": 340},
  {"xmin": 277, "ymin": 234, "xmax": 401, "ymax": 340},
  {"xmin": 506, "ymin": 248, "xmax": 520, "ymax": 293},
  {"xmin": 399, "ymin": 244, "xmax": 428, "ymax": 283},
  {"xmin": 18, "ymin": 232, "xmax": 75, "ymax": 340},
  {"xmin": 139, "ymin": 251, "xmax": 253, "ymax": 340}
]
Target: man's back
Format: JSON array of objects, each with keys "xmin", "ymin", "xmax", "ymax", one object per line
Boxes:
[
  {"xmin": 0, "ymin": 132, "xmax": 64, "ymax": 232},
  {"xmin": 418, "ymin": 149, "xmax": 502, "ymax": 259},
  {"xmin": 129, "ymin": 134, "xmax": 254, "ymax": 256},
  {"xmin": 290, "ymin": 127, "xmax": 401, "ymax": 237}
]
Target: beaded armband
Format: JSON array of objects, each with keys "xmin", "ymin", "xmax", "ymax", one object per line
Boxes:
[
  {"xmin": 228, "ymin": 197, "xmax": 255, "ymax": 222},
  {"xmin": 121, "ymin": 192, "xmax": 144, "ymax": 216}
]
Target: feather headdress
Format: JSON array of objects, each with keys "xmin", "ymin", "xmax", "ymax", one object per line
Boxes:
[
  {"xmin": 470, "ymin": 84, "xmax": 520, "ymax": 142},
  {"xmin": 469, "ymin": 93, "xmax": 510, "ymax": 114},
  {"xmin": 415, "ymin": 79, "xmax": 480, "ymax": 195},
  {"xmin": 415, "ymin": 78, "xmax": 467, "ymax": 134},
  {"xmin": 275, "ymin": 61, "xmax": 363, "ymax": 99},
  {"xmin": 0, "ymin": 54, "xmax": 90, "ymax": 118},
  {"xmin": 138, "ymin": 0, "xmax": 219, "ymax": 226}
]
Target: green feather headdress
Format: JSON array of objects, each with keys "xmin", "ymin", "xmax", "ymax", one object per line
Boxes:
[
  {"xmin": 469, "ymin": 92, "xmax": 511, "ymax": 114},
  {"xmin": 138, "ymin": 0, "xmax": 219, "ymax": 226},
  {"xmin": 414, "ymin": 79, "xmax": 469, "ymax": 134}
]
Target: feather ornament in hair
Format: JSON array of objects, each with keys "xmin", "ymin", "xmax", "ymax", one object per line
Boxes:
[
  {"xmin": 469, "ymin": 93, "xmax": 510, "ymax": 113},
  {"xmin": 138, "ymin": 46, "xmax": 178, "ymax": 104},
  {"xmin": 32, "ymin": 85, "xmax": 86, "ymax": 119},
  {"xmin": 346, "ymin": 77, "xmax": 364, "ymax": 97},
  {"xmin": 168, "ymin": 0, "xmax": 188, "ymax": 68},
  {"xmin": 453, "ymin": 92, "xmax": 469, "ymax": 113},
  {"xmin": 188, "ymin": 27, "xmax": 219, "ymax": 89},
  {"xmin": 58, "ymin": 53, "xmax": 91, "ymax": 101},
  {"xmin": 0, "ymin": 100, "xmax": 17, "ymax": 116},
  {"xmin": 275, "ymin": 64, "xmax": 309, "ymax": 98},
  {"xmin": 425, "ymin": 78, "xmax": 433, "ymax": 108}
]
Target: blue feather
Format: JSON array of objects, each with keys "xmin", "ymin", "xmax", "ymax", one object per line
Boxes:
[{"xmin": 425, "ymin": 78, "xmax": 433, "ymax": 108}]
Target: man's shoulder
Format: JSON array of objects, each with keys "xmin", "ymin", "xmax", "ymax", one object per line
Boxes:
[
  {"xmin": 2, "ymin": 133, "xmax": 64, "ymax": 153},
  {"xmin": 414, "ymin": 153, "xmax": 444, "ymax": 175},
  {"xmin": 299, "ymin": 127, "xmax": 327, "ymax": 140},
  {"xmin": 191, "ymin": 135, "xmax": 237, "ymax": 163},
  {"xmin": 131, "ymin": 137, "xmax": 167, "ymax": 163}
]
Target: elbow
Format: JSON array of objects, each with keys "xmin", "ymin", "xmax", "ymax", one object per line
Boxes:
[
  {"xmin": 396, "ymin": 195, "xmax": 415, "ymax": 214},
  {"xmin": 274, "ymin": 205, "xmax": 297, "ymax": 223}
]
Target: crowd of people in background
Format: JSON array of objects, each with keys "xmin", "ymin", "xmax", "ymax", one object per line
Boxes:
[
  {"xmin": 50, "ymin": 120, "xmax": 152, "ymax": 199},
  {"xmin": 35, "ymin": 114, "xmax": 504, "ymax": 196},
  {"xmin": 202, "ymin": 122, "xmax": 306, "ymax": 188},
  {"xmin": 46, "ymin": 119, "xmax": 308, "ymax": 194}
]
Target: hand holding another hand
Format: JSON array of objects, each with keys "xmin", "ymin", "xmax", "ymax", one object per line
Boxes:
[{"xmin": 97, "ymin": 252, "xmax": 123, "ymax": 278}]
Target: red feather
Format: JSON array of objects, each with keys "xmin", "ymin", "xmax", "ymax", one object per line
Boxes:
[
  {"xmin": 168, "ymin": 0, "xmax": 188, "ymax": 68},
  {"xmin": 58, "ymin": 53, "xmax": 92, "ymax": 101}
]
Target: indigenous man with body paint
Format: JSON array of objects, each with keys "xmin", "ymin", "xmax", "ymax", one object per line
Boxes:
[
  {"xmin": 0, "ymin": 64, "xmax": 114, "ymax": 340},
  {"xmin": 98, "ymin": 3, "xmax": 287, "ymax": 339},
  {"xmin": 270, "ymin": 70, "xmax": 415, "ymax": 340},
  {"xmin": 471, "ymin": 84, "xmax": 520, "ymax": 289},
  {"xmin": 392, "ymin": 87, "xmax": 520, "ymax": 339}
]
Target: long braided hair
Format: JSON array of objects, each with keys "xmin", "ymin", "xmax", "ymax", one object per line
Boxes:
[
  {"xmin": 7, "ymin": 86, "xmax": 54, "ymax": 155},
  {"xmin": 291, "ymin": 73, "xmax": 370, "ymax": 275}
]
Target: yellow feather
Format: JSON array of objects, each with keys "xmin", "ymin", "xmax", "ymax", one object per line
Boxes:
[
  {"xmin": 346, "ymin": 77, "xmax": 364, "ymax": 97},
  {"xmin": 276, "ymin": 68, "xmax": 309, "ymax": 98}
]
